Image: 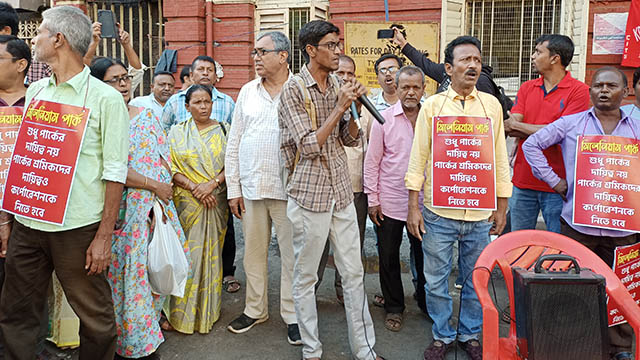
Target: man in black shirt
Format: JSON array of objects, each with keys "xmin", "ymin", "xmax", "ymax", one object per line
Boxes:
[
  {"xmin": 391, "ymin": 27, "xmax": 498, "ymax": 95},
  {"xmin": 392, "ymin": 27, "xmax": 514, "ymax": 122}
]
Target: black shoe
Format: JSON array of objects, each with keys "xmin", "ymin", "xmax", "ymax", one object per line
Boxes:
[
  {"xmin": 287, "ymin": 323, "xmax": 303, "ymax": 345},
  {"xmin": 227, "ymin": 313, "xmax": 268, "ymax": 334}
]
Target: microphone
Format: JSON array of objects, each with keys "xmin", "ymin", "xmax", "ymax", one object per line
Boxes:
[
  {"xmin": 350, "ymin": 102, "xmax": 360, "ymax": 120},
  {"xmin": 358, "ymin": 94, "xmax": 385, "ymax": 125}
]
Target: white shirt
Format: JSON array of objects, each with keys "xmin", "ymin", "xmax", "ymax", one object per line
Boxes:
[
  {"xmin": 129, "ymin": 94, "xmax": 163, "ymax": 120},
  {"xmin": 225, "ymin": 75, "xmax": 292, "ymax": 200}
]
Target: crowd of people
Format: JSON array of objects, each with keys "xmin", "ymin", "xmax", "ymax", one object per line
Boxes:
[{"xmin": 0, "ymin": 3, "xmax": 635, "ymax": 360}]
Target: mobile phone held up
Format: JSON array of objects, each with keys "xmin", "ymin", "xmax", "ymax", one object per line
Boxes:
[
  {"xmin": 97, "ymin": 10, "xmax": 118, "ymax": 39},
  {"xmin": 377, "ymin": 29, "xmax": 394, "ymax": 39}
]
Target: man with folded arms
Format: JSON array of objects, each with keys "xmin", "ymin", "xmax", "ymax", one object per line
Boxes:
[
  {"xmin": 523, "ymin": 67, "xmax": 637, "ymax": 360},
  {"xmin": 505, "ymin": 35, "xmax": 589, "ymax": 234},
  {"xmin": 405, "ymin": 36, "xmax": 512, "ymax": 360}
]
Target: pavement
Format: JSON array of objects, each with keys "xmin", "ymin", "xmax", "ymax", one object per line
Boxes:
[{"xmin": 44, "ymin": 218, "xmax": 511, "ymax": 360}]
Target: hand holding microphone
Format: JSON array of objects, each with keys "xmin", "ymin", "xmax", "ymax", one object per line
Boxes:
[{"xmin": 339, "ymin": 79, "xmax": 385, "ymax": 125}]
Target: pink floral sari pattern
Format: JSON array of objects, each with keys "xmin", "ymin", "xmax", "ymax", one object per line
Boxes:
[{"xmin": 108, "ymin": 109, "xmax": 188, "ymax": 357}]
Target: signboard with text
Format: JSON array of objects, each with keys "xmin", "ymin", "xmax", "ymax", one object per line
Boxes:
[
  {"xmin": 593, "ymin": 13, "xmax": 628, "ymax": 55},
  {"xmin": 0, "ymin": 106, "xmax": 22, "ymax": 204},
  {"xmin": 344, "ymin": 21, "xmax": 439, "ymax": 96},
  {"xmin": 431, "ymin": 116, "xmax": 496, "ymax": 210},
  {"xmin": 2, "ymin": 100, "xmax": 90, "ymax": 225},
  {"xmin": 573, "ymin": 135, "xmax": 640, "ymax": 232},
  {"xmin": 608, "ymin": 242, "xmax": 640, "ymax": 326}
]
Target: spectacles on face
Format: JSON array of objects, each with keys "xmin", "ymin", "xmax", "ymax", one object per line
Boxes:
[
  {"xmin": 314, "ymin": 41, "xmax": 343, "ymax": 51},
  {"xmin": 251, "ymin": 48, "xmax": 280, "ymax": 57},
  {"xmin": 105, "ymin": 75, "xmax": 133, "ymax": 84},
  {"xmin": 0, "ymin": 56, "xmax": 18, "ymax": 62},
  {"xmin": 378, "ymin": 66, "xmax": 399, "ymax": 75}
]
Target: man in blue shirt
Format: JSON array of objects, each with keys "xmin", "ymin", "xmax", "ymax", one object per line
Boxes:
[
  {"xmin": 523, "ymin": 67, "xmax": 638, "ymax": 360},
  {"xmin": 160, "ymin": 55, "xmax": 234, "ymax": 131}
]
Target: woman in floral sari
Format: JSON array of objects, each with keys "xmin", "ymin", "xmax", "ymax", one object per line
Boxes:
[
  {"xmin": 90, "ymin": 57, "xmax": 188, "ymax": 358},
  {"xmin": 164, "ymin": 84, "xmax": 229, "ymax": 334}
]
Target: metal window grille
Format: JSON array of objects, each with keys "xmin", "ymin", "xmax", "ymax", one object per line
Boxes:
[
  {"xmin": 289, "ymin": 8, "xmax": 310, "ymax": 74},
  {"xmin": 466, "ymin": 0, "xmax": 561, "ymax": 95},
  {"xmin": 88, "ymin": 0, "xmax": 165, "ymax": 97},
  {"xmin": 18, "ymin": 20, "xmax": 39, "ymax": 41}
]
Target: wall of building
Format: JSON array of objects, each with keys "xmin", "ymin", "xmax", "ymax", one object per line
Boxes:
[
  {"xmin": 164, "ymin": 0, "xmax": 255, "ymax": 100},
  {"xmin": 329, "ymin": 0, "xmax": 442, "ymax": 40}
]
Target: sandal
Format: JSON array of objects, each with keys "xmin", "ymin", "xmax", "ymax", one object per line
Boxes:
[
  {"xmin": 223, "ymin": 276, "xmax": 241, "ymax": 293},
  {"xmin": 373, "ymin": 293, "xmax": 385, "ymax": 307},
  {"xmin": 384, "ymin": 312, "xmax": 403, "ymax": 332},
  {"xmin": 459, "ymin": 339, "xmax": 483, "ymax": 360},
  {"xmin": 160, "ymin": 319, "xmax": 174, "ymax": 332},
  {"xmin": 159, "ymin": 312, "xmax": 175, "ymax": 332}
]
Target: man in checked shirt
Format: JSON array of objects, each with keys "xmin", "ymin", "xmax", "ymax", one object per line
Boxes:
[{"xmin": 278, "ymin": 20, "xmax": 384, "ymax": 360}]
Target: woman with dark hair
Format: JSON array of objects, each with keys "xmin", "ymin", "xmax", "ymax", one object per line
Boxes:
[
  {"xmin": 164, "ymin": 84, "xmax": 229, "ymax": 334},
  {"xmin": 89, "ymin": 56, "xmax": 188, "ymax": 359}
]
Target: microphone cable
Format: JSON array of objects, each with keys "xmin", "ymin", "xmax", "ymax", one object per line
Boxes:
[{"xmin": 454, "ymin": 265, "xmax": 503, "ymax": 360}]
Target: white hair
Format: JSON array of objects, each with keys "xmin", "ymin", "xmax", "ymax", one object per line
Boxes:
[{"xmin": 42, "ymin": 6, "xmax": 92, "ymax": 57}]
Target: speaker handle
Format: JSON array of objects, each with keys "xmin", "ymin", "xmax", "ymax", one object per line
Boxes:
[{"xmin": 534, "ymin": 254, "xmax": 581, "ymax": 274}]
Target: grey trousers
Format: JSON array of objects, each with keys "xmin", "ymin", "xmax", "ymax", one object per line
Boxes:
[
  {"xmin": 316, "ymin": 192, "xmax": 368, "ymax": 296},
  {"xmin": 287, "ymin": 198, "xmax": 377, "ymax": 360}
]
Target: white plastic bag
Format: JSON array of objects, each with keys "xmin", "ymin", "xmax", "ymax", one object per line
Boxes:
[{"xmin": 148, "ymin": 201, "xmax": 189, "ymax": 297}]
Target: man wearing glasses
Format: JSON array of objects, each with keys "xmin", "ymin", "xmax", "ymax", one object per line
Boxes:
[
  {"xmin": 372, "ymin": 54, "xmax": 403, "ymax": 111},
  {"xmin": 225, "ymin": 31, "xmax": 301, "ymax": 346},
  {"xmin": 278, "ymin": 20, "xmax": 384, "ymax": 360}
]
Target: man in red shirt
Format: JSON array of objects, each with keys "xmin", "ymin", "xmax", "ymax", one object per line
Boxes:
[{"xmin": 504, "ymin": 34, "xmax": 589, "ymax": 233}]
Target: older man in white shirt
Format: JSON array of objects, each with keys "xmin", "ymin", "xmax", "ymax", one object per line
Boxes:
[{"xmin": 225, "ymin": 31, "xmax": 300, "ymax": 345}]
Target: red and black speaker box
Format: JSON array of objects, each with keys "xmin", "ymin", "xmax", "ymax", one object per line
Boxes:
[{"xmin": 513, "ymin": 254, "xmax": 609, "ymax": 360}]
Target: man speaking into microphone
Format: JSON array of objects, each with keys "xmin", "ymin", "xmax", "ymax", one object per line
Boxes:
[{"xmin": 278, "ymin": 20, "xmax": 384, "ymax": 360}]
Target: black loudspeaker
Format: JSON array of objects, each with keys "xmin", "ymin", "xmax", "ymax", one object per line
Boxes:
[{"xmin": 513, "ymin": 254, "xmax": 609, "ymax": 360}]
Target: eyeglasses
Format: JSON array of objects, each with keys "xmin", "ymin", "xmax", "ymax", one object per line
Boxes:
[
  {"xmin": 105, "ymin": 75, "xmax": 133, "ymax": 84},
  {"xmin": 251, "ymin": 48, "xmax": 280, "ymax": 57},
  {"xmin": 314, "ymin": 41, "xmax": 343, "ymax": 51},
  {"xmin": 378, "ymin": 66, "xmax": 399, "ymax": 75},
  {"xmin": 0, "ymin": 56, "xmax": 18, "ymax": 62}
]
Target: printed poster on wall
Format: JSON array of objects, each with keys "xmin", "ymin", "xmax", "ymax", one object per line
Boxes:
[
  {"xmin": 573, "ymin": 135, "xmax": 640, "ymax": 232},
  {"xmin": 593, "ymin": 13, "xmax": 628, "ymax": 55},
  {"xmin": 622, "ymin": 0, "xmax": 640, "ymax": 67},
  {"xmin": 0, "ymin": 106, "xmax": 22, "ymax": 204},
  {"xmin": 2, "ymin": 100, "xmax": 90, "ymax": 225},
  {"xmin": 344, "ymin": 21, "xmax": 439, "ymax": 96},
  {"xmin": 431, "ymin": 116, "xmax": 496, "ymax": 210}
]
